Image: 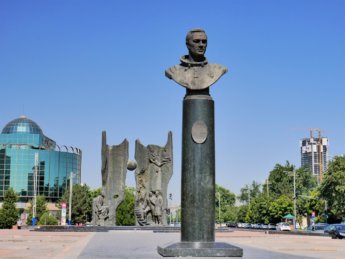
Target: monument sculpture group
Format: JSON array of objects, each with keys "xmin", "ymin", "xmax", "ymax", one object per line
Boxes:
[{"xmin": 92, "ymin": 131, "xmax": 173, "ymax": 227}]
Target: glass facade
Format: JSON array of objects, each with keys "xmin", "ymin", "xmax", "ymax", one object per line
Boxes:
[{"xmin": 0, "ymin": 116, "xmax": 81, "ymax": 202}]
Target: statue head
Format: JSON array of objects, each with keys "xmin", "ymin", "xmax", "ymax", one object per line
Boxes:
[{"xmin": 186, "ymin": 29, "xmax": 207, "ymax": 62}]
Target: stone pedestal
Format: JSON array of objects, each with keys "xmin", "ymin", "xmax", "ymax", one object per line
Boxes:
[
  {"xmin": 158, "ymin": 242, "xmax": 243, "ymax": 257},
  {"xmin": 181, "ymin": 93, "xmax": 215, "ymax": 242},
  {"xmin": 158, "ymin": 91, "xmax": 242, "ymax": 257}
]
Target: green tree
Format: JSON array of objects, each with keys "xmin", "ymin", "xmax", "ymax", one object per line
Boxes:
[
  {"xmin": 264, "ymin": 164, "xmax": 317, "ymax": 201},
  {"xmin": 215, "ymin": 184, "xmax": 236, "ymax": 223},
  {"xmin": 268, "ymin": 162, "xmax": 294, "ymax": 198},
  {"xmin": 235, "ymin": 162, "xmax": 318, "ymax": 225},
  {"xmin": 59, "ymin": 184, "xmax": 93, "ymax": 224},
  {"xmin": 222, "ymin": 206, "xmax": 238, "ymax": 223},
  {"xmin": 238, "ymin": 181, "xmax": 262, "ymax": 204},
  {"xmin": 26, "ymin": 195, "xmax": 48, "ymax": 225},
  {"xmin": 295, "ymin": 166, "xmax": 317, "ymax": 196},
  {"xmin": 269, "ymin": 163, "xmax": 318, "ymax": 226},
  {"xmin": 237, "ymin": 205, "xmax": 249, "ymax": 223},
  {"xmin": 296, "ymin": 189, "xmax": 325, "ymax": 225},
  {"xmin": 116, "ymin": 187, "xmax": 135, "ymax": 225},
  {"xmin": 269, "ymin": 195, "xmax": 293, "ymax": 224},
  {"xmin": 247, "ymin": 194, "xmax": 271, "ymax": 224},
  {"xmin": 89, "ymin": 187, "xmax": 102, "ymax": 199},
  {"xmin": 0, "ymin": 188, "xmax": 18, "ymax": 229},
  {"xmin": 171, "ymin": 207, "xmax": 181, "ymax": 224},
  {"xmin": 38, "ymin": 212, "xmax": 58, "ymax": 225},
  {"xmin": 319, "ymin": 156, "xmax": 345, "ymax": 223}
]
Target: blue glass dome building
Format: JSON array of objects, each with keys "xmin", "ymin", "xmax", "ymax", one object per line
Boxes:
[{"xmin": 0, "ymin": 116, "xmax": 81, "ymax": 202}]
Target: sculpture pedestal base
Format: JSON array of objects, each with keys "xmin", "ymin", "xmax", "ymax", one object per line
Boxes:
[{"xmin": 157, "ymin": 242, "xmax": 243, "ymax": 257}]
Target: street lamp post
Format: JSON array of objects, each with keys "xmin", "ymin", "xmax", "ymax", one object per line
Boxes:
[
  {"xmin": 32, "ymin": 153, "xmax": 39, "ymax": 226},
  {"xmin": 217, "ymin": 192, "xmax": 221, "ymax": 227},
  {"xmin": 293, "ymin": 170, "xmax": 296, "ymax": 230},
  {"xmin": 68, "ymin": 172, "xmax": 75, "ymax": 225},
  {"xmin": 284, "ymin": 170, "xmax": 297, "ymax": 230}
]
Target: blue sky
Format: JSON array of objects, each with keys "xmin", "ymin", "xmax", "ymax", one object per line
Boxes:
[{"xmin": 1, "ymin": 1, "xmax": 344, "ymax": 203}]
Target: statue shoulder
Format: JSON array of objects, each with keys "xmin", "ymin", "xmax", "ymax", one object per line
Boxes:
[
  {"xmin": 205, "ymin": 64, "xmax": 228, "ymax": 88},
  {"xmin": 165, "ymin": 65, "xmax": 189, "ymax": 88},
  {"xmin": 165, "ymin": 63, "xmax": 228, "ymax": 90},
  {"xmin": 208, "ymin": 64, "xmax": 228, "ymax": 77},
  {"xmin": 165, "ymin": 65, "xmax": 182, "ymax": 79}
]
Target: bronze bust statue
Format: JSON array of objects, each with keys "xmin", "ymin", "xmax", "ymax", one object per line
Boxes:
[{"xmin": 165, "ymin": 29, "xmax": 228, "ymax": 90}]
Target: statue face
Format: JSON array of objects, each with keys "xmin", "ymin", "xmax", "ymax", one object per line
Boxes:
[{"xmin": 187, "ymin": 31, "xmax": 207, "ymax": 59}]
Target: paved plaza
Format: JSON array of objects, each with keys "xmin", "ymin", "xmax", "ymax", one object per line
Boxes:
[{"xmin": 0, "ymin": 229, "xmax": 344, "ymax": 258}]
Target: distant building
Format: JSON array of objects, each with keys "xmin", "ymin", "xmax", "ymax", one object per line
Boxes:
[
  {"xmin": 300, "ymin": 136, "xmax": 328, "ymax": 184},
  {"xmin": 0, "ymin": 116, "xmax": 81, "ymax": 204}
]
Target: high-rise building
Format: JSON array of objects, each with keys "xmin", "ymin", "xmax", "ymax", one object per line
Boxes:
[
  {"xmin": 0, "ymin": 116, "xmax": 82, "ymax": 204},
  {"xmin": 300, "ymin": 134, "xmax": 328, "ymax": 184}
]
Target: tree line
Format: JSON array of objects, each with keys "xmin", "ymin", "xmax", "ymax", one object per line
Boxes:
[
  {"xmin": 217, "ymin": 156, "xmax": 345, "ymax": 226},
  {"xmin": 1, "ymin": 155, "xmax": 344, "ymax": 228},
  {"xmin": 0, "ymin": 185, "xmax": 136, "ymax": 228}
]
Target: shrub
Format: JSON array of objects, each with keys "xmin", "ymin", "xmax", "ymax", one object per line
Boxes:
[{"xmin": 38, "ymin": 212, "xmax": 58, "ymax": 226}]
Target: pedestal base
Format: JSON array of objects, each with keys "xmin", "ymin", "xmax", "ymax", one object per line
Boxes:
[{"xmin": 157, "ymin": 242, "xmax": 243, "ymax": 257}]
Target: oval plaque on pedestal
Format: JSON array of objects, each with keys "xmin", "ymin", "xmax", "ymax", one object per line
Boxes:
[{"xmin": 191, "ymin": 120, "xmax": 208, "ymax": 144}]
